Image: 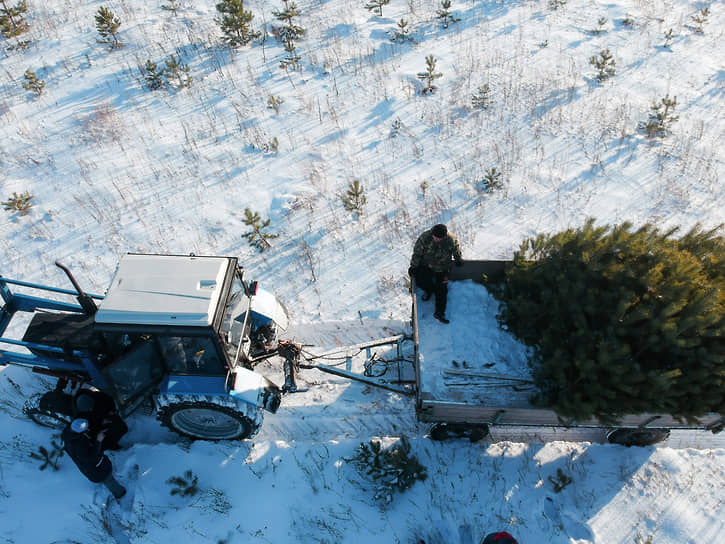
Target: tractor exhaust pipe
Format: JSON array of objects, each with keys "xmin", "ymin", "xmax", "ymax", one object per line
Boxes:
[{"xmin": 55, "ymin": 261, "xmax": 98, "ymax": 316}]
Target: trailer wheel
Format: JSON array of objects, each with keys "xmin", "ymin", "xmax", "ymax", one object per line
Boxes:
[
  {"xmin": 23, "ymin": 392, "xmax": 73, "ymax": 429},
  {"xmin": 429, "ymin": 423, "xmax": 489, "ymax": 443},
  {"xmin": 157, "ymin": 400, "xmax": 260, "ymax": 441},
  {"xmin": 607, "ymin": 428, "xmax": 670, "ymax": 447}
]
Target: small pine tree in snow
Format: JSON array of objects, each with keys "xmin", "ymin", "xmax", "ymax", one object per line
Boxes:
[
  {"xmin": 436, "ymin": 0, "xmax": 460, "ymax": 29},
  {"xmin": 263, "ymin": 136, "xmax": 279, "ymax": 154},
  {"xmin": 21, "ymin": 69, "xmax": 45, "ymax": 96},
  {"xmin": 341, "ymin": 180, "xmax": 367, "ymax": 217},
  {"xmin": 349, "ymin": 437, "xmax": 427, "ymax": 504},
  {"xmin": 690, "ymin": 7, "xmax": 709, "ymax": 34},
  {"xmin": 0, "ymin": 0, "xmax": 28, "ymax": 38},
  {"xmin": 663, "ymin": 28, "xmax": 674, "ymax": 48},
  {"xmin": 591, "ymin": 16, "xmax": 607, "ymax": 35},
  {"xmin": 144, "ymin": 60, "xmax": 165, "ymax": 90},
  {"xmin": 480, "ymin": 167, "xmax": 503, "ymax": 193},
  {"xmin": 216, "ymin": 0, "xmax": 260, "ymax": 47},
  {"xmin": 3, "ymin": 190, "xmax": 33, "ymax": 215},
  {"xmin": 364, "ymin": 0, "xmax": 389, "ymax": 17},
  {"xmin": 164, "ymin": 54, "xmax": 192, "ymax": 88},
  {"xmin": 243, "ymin": 208, "xmax": 279, "ymax": 252},
  {"xmin": 548, "ymin": 468, "xmax": 573, "ymax": 493},
  {"xmin": 644, "ymin": 94, "xmax": 678, "ymax": 138},
  {"xmin": 161, "ymin": 0, "xmax": 182, "ymax": 16},
  {"xmin": 589, "ymin": 49, "xmax": 615, "ymax": 82},
  {"xmin": 166, "ymin": 470, "xmax": 199, "ymax": 497},
  {"xmin": 272, "ymin": 0, "xmax": 305, "ymax": 42},
  {"xmin": 29, "ymin": 440, "xmax": 64, "ymax": 471},
  {"xmin": 417, "ymin": 55, "xmax": 442, "ymax": 94},
  {"xmin": 471, "ymin": 83, "xmax": 492, "ymax": 109},
  {"xmin": 279, "ymin": 36, "xmax": 302, "ymax": 70},
  {"xmin": 548, "ymin": 0, "xmax": 566, "ymax": 9},
  {"xmin": 388, "ymin": 18, "xmax": 413, "ymax": 43},
  {"xmin": 390, "ymin": 117, "xmax": 402, "ymax": 137},
  {"xmin": 621, "ymin": 14, "xmax": 635, "ymax": 28},
  {"xmin": 95, "ymin": 6, "xmax": 122, "ymax": 49}
]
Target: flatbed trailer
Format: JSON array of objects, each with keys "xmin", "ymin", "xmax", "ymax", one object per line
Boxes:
[{"xmin": 411, "ymin": 260, "xmax": 725, "ymax": 446}]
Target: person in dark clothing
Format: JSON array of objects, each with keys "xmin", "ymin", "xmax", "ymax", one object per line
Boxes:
[
  {"xmin": 408, "ymin": 223, "xmax": 463, "ymax": 324},
  {"xmin": 62, "ymin": 418, "xmax": 126, "ymax": 499},
  {"xmin": 74, "ymin": 389, "xmax": 128, "ymax": 451},
  {"xmin": 481, "ymin": 531, "xmax": 518, "ymax": 544}
]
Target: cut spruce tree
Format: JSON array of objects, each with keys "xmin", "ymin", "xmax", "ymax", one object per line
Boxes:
[{"xmin": 488, "ymin": 219, "xmax": 725, "ymax": 423}]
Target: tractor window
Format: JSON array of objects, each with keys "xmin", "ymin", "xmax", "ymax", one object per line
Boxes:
[
  {"xmin": 158, "ymin": 336, "xmax": 226, "ymax": 376},
  {"xmin": 103, "ymin": 338, "xmax": 164, "ymax": 408}
]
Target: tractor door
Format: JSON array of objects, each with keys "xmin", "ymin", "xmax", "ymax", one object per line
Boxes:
[
  {"xmin": 101, "ymin": 334, "xmax": 165, "ymax": 413},
  {"xmin": 157, "ymin": 334, "xmax": 227, "ymax": 376}
]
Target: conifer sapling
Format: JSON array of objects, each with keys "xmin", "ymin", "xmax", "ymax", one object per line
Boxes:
[
  {"xmin": 349, "ymin": 437, "xmax": 427, "ymax": 504},
  {"xmin": 471, "ymin": 84, "xmax": 492, "ymax": 109},
  {"xmin": 589, "ymin": 49, "xmax": 615, "ymax": 82},
  {"xmin": 0, "ymin": 0, "xmax": 28, "ymax": 38},
  {"xmin": 161, "ymin": 0, "xmax": 182, "ymax": 16},
  {"xmin": 436, "ymin": 0, "xmax": 461, "ymax": 29},
  {"xmin": 388, "ymin": 18, "xmax": 413, "ymax": 43},
  {"xmin": 95, "ymin": 6, "xmax": 122, "ymax": 49},
  {"xmin": 165, "ymin": 54, "xmax": 192, "ymax": 88},
  {"xmin": 663, "ymin": 28, "xmax": 674, "ymax": 48},
  {"xmin": 144, "ymin": 60, "xmax": 165, "ymax": 90},
  {"xmin": 341, "ymin": 180, "xmax": 367, "ymax": 217},
  {"xmin": 364, "ymin": 0, "xmax": 390, "ymax": 17},
  {"xmin": 273, "ymin": 0, "xmax": 305, "ymax": 42},
  {"xmin": 480, "ymin": 167, "xmax": 503, "ymax": 193},
  {"xmin": 3, "ymin": 190, "xmax": 33, "ymax": 215},
  {"xmin": 216, "ymin": 0, "xmax": 260, "ymax": 47},
  {"xmin": 417, "ymin": 55, "xmax": 442, "ymax": 94},
  {"xmin": 21, "ymin": 69, "xmax": 45, "ymax": 96},
  {"xmin": 279, "ymin": 36, "xmax": 302, "ymax": 70},
  {"xmin": 644, "ymin": 94, "xmax": 678, "ymax": 138},
  {"xmin": 691, "ymin": 7, "xmax": 709, "ymax": 34},
  {"xmin": 166, "ymin": 470, "xmax": 200, "ymax": 497},
  {"xmin": 243, "ymin": 208, "xmax": 279, "ymax": 252}
]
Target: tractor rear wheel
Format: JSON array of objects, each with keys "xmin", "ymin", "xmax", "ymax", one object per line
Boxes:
[{"xmin": 157, "ymin": 400, "xmax": 260, "ymax": 441}]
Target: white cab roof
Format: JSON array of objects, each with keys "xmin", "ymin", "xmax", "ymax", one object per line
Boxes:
[{"xmin": 95, "ymin": 254, "xmax": 232, "ymax": 327}]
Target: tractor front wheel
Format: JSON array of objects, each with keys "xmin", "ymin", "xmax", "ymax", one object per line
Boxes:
[
  {"xmin": 157, "ymin": 400, "xmax": 261, "ymax": 441},
  {"xmin": 23, "ymin": 392, "xmax": 74, "ymax": 429}
]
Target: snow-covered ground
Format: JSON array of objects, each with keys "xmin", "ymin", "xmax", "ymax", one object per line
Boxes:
[{"xmin": 1, "ymin": 0, "xmax": 724, "ymax": 542}]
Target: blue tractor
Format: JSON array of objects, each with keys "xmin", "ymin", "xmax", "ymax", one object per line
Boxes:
[{"xmin": 0, "ymin": 254, "xmax": 292, "ymax": 440}]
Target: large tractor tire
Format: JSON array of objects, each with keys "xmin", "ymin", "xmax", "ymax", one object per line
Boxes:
[{"xmin": 156, "ymin": 398, "xmax": 262, "ymax": 441}]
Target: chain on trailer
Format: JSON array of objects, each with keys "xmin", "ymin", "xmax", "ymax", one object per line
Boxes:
[{"xmin": 259, "ymin": 334, "xmax": 417, "ymax": 396}]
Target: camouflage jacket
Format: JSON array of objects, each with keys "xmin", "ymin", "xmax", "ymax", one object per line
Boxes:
[{"xmin": 410, "ymin": 228, "xmax": 462, "ymax": 274}]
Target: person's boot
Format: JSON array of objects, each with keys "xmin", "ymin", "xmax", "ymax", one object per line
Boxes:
[
  {"xmin": 103, "ymin": 474, "xmax": 126, "ymax": 499},
  {"xmin": 434, "ymin": 312, "xmax": 449, "ymax": 324}
]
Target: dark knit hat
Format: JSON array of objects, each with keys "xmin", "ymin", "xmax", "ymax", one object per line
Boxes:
[
  {"xmin": 432, "ymin": 224, "xmax": 447, "ymax": 238},
  {"xmin": 76, "ymin": 393, "xmax": 95, "ymax": 413}
]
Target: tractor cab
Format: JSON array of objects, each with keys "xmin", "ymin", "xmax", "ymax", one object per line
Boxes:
[
  {"xmin": 92, "ymin": 254, "xmax": 288, "ymax": 414},
  {"xmin": 2, "ymin": 253, "xmax": 289, "ymax": 439}
]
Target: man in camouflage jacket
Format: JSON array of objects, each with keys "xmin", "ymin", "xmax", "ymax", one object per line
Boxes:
[{"xmin": 408, "ymin": 224, "xmax": 463, "ymax": 323}]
